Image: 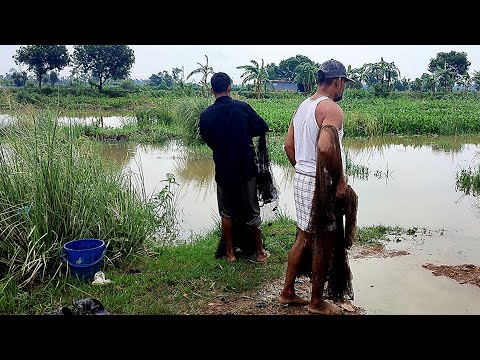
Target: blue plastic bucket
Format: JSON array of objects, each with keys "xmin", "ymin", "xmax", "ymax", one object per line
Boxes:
[{"xmin": 62, "ymin": 238, "xmax": 106, "ymax": 280}]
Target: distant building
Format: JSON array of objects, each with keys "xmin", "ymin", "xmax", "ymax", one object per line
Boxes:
[
  {"xmin": 266, "ymin": 80, "xmax": 299, "ymax": 91},
  {"xmin": 453, "ymin": 84, "xmax": 477, "ymax": 92}
]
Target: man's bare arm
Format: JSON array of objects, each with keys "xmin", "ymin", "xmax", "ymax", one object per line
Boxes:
[{"xmin": 284, "ymin": 115, "xmax": 296, "ymax": 167}]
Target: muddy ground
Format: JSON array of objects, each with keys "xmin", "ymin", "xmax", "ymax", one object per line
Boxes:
[{"xmin": 197, "ymin": 243, "xmax": 480, "ymax": 315}]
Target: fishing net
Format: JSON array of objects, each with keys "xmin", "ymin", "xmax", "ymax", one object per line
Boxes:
[
  {"xmin": 298, "ymin": 124, "xmax": 357, "ymax": 302},
  {"xmin": 256, "ymin": 132, "xmax": 279, "ymax": 208}
]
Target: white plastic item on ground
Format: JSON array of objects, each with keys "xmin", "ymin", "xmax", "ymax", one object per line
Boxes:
[{"xmin": 92, "ymin": 271, "xmax": 112, "ymax": 285}]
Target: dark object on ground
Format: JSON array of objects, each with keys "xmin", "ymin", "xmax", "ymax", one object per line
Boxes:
[
  {"xmin": 215, "ymin": 221, "xmax": 264, "ymax": 259},
  {"xmin": 73, "ymin": 298, "xmax": 109, "ymax": 315},
  {"xmin": 44, "ymin": 298, "xmax": 109, "ymax": 315},
  {"xmin": 44, "ymin": 306, "xmax": 74, "ymax": 315}
]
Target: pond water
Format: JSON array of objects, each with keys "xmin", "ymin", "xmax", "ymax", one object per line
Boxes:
[{"xmin": 98, "ymin": 136, "xmax": 480, "ymax": 249}]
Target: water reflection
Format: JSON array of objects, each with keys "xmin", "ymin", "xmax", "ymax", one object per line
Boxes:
[
  {"xmin": 97, "ymin": 142, "xmax": 135, "ymax": 167},
  {"xmin": 96, "ymin": 136, "xmax": 480, "ymax": 245},
  {"xmin": 58, "ymin": 115, "xmax": 135, "ymax": 128},
  {"xmin": 345, "ymin": 135, "xmax": 480, "ymax": 152},
  {"xmin": 0, "ymin": 112, "xmax": 135, "ymax": 129}
]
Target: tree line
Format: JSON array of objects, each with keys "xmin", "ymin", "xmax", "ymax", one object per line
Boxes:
[{"xmin": 3, "ymin": 46, "xmax": 480, "ymax": 98}]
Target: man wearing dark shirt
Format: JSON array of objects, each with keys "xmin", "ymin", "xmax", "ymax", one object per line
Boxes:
[{"xmin": 199, "ymin": 72, "xmax": 270, "ymax": 263}]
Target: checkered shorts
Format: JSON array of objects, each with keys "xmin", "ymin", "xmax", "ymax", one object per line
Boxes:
[{"xmin": 293, "ymin": 171, "xmax": 337, "ymax": 232}]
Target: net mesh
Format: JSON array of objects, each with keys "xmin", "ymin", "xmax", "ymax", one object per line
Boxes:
[
  {"xmin": 301, "ymin": 124, "xmax": 357, "ymax": 302},
  {"xmin": 255, "ymin": 132, "xmax": 279, "ymax": 208}
]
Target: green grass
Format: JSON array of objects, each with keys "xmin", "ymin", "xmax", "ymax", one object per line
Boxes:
[
  {"xmin": 0, "ymin": 216, "xmax": 297, "ymax": 314},
  {"xmin": 0, "ymin": 217, "xmax": 415, "ymax": 315}
]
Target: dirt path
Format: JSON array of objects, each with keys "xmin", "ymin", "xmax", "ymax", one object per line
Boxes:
[{"xmin": 197, "ymin": 275, "xmax": 365, "ymax": 315}]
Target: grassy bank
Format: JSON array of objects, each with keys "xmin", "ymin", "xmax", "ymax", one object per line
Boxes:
[{"xmin": 0, "ymin": 216, "xmax": 404, "ymax": 315}]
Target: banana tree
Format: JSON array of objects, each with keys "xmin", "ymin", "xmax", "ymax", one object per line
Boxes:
[
  {"xmin": 346, "ymin": 65, "xmax": 364, "ymax": 89},
  {"xmin": 456, "ymin": 73, "xmax": 472, "ymax": 91},
  {"xmin": 186, "ymin": 55, "xmax": 214, "ymax": 96},
  {"xmin": 237, "ymin": 59, "xmax": 271, "ymax": 99},
  {"xmin": 472, "ymin": 71, "xmax": 480, "ymax": 91},
  {"xmin": 435, "ymin": 61, "xmax": 457, "ymax": 92},
  {"xmin": 363, "ymin": 57, "xmax": 401, "ymax": 92},
  {"xmin": 294, "ymin": 62, "xmax": 317, "ymax": 94}
]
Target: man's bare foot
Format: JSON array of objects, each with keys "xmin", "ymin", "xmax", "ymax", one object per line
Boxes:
[
  {"xmin": 307, "ymin": 301, "xmax": 342, "ymax": 315},
  {"xmin": 256, "ymin": 250, "xmax": 270, "ymax": 263},
  {"xmin": 226, "ymin": 255, "xmax": 236, "ymax": 262},
  {"xmin": 279, "ymin": 293, "xmax": 309, "ymax": 306}
]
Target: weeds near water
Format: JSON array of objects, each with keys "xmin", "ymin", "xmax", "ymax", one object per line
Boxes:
[
  {"xmin": 0, "ymin": 109, "xmax": 176, "ymax": 291},
  {"xmin": 456, "ymin": 165, "xmax": 480, "ymax": 196},
  {"xmin": 149, "ymin": 173, "xmax": 181, "ymax": 244}
]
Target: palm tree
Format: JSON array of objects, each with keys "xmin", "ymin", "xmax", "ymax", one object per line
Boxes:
[
  {"xmin": 237, "ymin": 59, "xmax": 271, "ymax": 99},
  {"xmin": 186, "ymin": 55, "xmax": 214, "ymax": 96}
]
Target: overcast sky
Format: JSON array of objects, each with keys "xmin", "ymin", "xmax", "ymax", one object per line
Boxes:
[{"xmin": 1, "ymin": 45, "xmax": 480, "ymax": 84}]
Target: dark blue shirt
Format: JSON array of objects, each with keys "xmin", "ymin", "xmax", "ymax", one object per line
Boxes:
[{"xmin": 199, "ymin": 96, "xmax": 269, "ymax": 189}]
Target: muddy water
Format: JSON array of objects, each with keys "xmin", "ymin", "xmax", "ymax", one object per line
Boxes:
[
  {"xmin": 99, "ymin": 136, "xmax": 480, "ymax": 314},
  {"xmin": 99, "ymin": 136, "xmax": 480, "ymax": 243}
]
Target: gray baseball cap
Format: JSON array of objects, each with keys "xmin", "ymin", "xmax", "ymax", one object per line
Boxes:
[{"xmin": 318, "ymin": 59, "xmax": 355, "ymax": 82}]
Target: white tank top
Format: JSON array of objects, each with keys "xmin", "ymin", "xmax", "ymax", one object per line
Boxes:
[{"xmin": 293, "ymin": 96, "xmax": 345, "ymax": 176}]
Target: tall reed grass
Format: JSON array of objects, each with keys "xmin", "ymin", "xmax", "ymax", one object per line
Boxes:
[
  {"xmin": 171, "ymin": 96, "xmax": 211, "ymax": 144},
  {"xmin": 0, "ymin": 109, "xmax": 175, "ymax": 291}
]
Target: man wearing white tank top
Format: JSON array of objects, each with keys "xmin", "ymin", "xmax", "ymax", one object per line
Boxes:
[{"xmin": 279, "ymin": 59, "xmax": 354, "ymax": 314}]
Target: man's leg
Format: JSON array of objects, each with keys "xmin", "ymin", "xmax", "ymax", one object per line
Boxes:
[
  {"xmin": 221, "ymin": 217, "xmax": 236, "ymax": 262},
  {"xmin": 279, "ymin": 228, "xmax": 310, "ymax": 305},
  {"xmin": 250, "ymin": 225, "xmax": 269, "ymax": 262},
  {"xmin": 217, "ymin": 184, "xmax": 237, "ymax": 262},
  {"xmin": 241, "ymin": 177, "xmax": 269, "ymax": 262},
  {"xmin": 308, "ymin": 230, "xmax": 341, "ymax": 314}
]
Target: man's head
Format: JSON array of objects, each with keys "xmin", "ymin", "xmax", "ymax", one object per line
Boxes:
[
  {"xmin": 211, "ymin": 72, "xmax": 232, "ymax": 95},
  {"xmin": 317, "ymin": 59, "xmax": 354, "ymax": 102}
]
